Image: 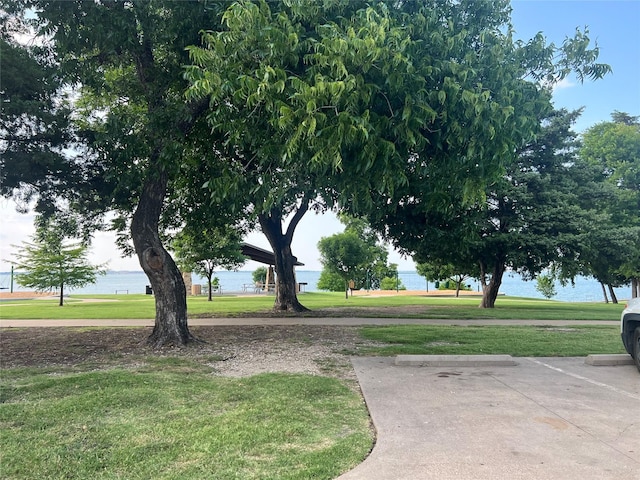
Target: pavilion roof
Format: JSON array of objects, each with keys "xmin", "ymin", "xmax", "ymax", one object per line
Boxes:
[{"xmin": 241, "ymin": 243, "xmax": 304, "ymax": 267}]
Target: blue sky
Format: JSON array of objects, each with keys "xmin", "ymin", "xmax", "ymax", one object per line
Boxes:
[
  {"xmin": 510, "ymin": 0, "xmax": 640, "ymax": 131},
  {"xmin": 1, "ymin": 1, "xmax": 639, "ymax": 272}
]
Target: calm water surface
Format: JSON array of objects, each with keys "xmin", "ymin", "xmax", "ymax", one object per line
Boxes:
[{"xmin": 0, "ymin": 270, "xmax": 631, "ymax": 303}]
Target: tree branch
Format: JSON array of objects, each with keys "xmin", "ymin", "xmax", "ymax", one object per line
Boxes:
[{"xmin": 285, "ymin": 199, "xmax": 309, "ymax": 245}]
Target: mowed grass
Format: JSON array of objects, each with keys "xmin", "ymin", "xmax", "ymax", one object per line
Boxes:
[
  {"xmin": 0, "ymin": 295, "xmax": 156, "ymax": 319},
  {"xmin": 0, "ymin": 291, "xmax": 626, "ymax": 320},
  {"xmin": 0, "ymin": 362, "xmax": 371, "ymax": 480},
  {"xmin": 357, "ymin": 325, "xmax": 626, "ymax": 357}
]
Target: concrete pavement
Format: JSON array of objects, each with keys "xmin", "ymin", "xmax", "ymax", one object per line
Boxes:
[{"xmin": 338, "ymin": 356, "xmax": 640, "ymax": 480}]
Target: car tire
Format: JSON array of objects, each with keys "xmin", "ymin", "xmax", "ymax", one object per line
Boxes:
[{"xmin": 634, "ymin": 327, "xmax": 640, "ymax": 373}]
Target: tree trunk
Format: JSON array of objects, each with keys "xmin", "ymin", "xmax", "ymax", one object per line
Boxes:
[
  {"xmin": 600, "ymin": 282, "xmax": 609, "ymax": 303},
  {"xmin": 258, "ymin": 205, "xmax": 309, "ymax": 312},
  {"xmin": 207, "ymin": 272, "xmax": 213, "ymax": 302},
  {"xmin": 607, "ymin": 284, "xmax": 618, "ymax": 304},
  {"xmin": 131, "ymin": 169, "xmax": 193, "ymax": 346},
  {"xmin": 632, "ymin": 278, "xmax": 639, "ymax": 298},
  {"xmin": 455, "ymin": 281, "xmax": 461, "ymax": 298},
  {"xmin": 345, "ymin": 279, "xmax": 349, "ymax": 300},
  {"xmin": 479, "ymin": 261, "xmax": 505, "ymax": 308},
  {"xmin": 59, "ymin": 282, "xmax": 64, "ymax": 307}
]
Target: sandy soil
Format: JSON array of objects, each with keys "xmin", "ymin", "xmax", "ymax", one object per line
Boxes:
[
  {"xmin": 351, "ymin": 289, "xmax": 481, "ymax": 297},
  {"xmin": 0, "ymin": 291, "xmax": 58, "ymax": 300}
]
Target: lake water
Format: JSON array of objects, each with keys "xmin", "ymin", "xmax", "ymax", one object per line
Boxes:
[{"xmin": 0, "ymin": 270, "xmax": 632, "ymax": 303}]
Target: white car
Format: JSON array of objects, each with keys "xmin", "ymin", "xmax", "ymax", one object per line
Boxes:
[{"xmin": 621, "ymin": 297, "xmax": 640, "ymax": 372}]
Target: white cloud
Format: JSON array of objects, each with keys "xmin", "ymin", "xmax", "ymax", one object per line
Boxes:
[{"xmin": 551, "ymin": 77, "xmax": 577, "ymax": 92}]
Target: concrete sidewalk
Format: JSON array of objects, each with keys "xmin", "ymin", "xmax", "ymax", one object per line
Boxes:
[
  {"xmin": 338, "ymin": 357, "xmax": 640, "ymax": 480},
  {"xmin": 0, "ymin": 317, "xmax": 620, "ymax": 327}
]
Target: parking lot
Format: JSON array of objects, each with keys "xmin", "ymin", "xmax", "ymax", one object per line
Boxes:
[{"xmin": 340, "ymin": 357, "xmax": 639, "ymax": 480}]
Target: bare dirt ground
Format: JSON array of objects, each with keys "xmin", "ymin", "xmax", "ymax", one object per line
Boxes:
[
  {"xmin": 0, "ymin": 291, "xmax": 57, "ymax": 300},
  {"xmin": 0, "ymin": 325, "xmax": 378, "ymax": 381}
]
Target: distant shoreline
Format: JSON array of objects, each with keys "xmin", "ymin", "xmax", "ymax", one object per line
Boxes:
[{"xmin": 0, "ymin": 271, "xmax": 632, "ymax": 303}]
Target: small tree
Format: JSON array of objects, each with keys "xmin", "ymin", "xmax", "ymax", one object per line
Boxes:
[
  {"xmin": 318, "ymin": 232, "xmax": 370, "ymax": 299},
  {"xmin": 172, "ymin": 226, "xmax": 246, "ymax": 301},
  {"xmin": 416, "ymin": 261, "xmax": 472, "ymax": 297},
  {"xmin": 536, "ymin": 274, "xmax": 557, "ymax": 299},
  {"xmin": 380, "ymin": 277, "xmax": 406, "ymax": 291},
  {"xmin": 13, "ymin": 224, "xmax": 105, "ymax": 306},
  {"xmin": 415, "ymin": 262, "xmax": 440, "ymax": 291},
  {"xmin": 318, "ymin": 216, "xmax": 396, "ymax": 293}
]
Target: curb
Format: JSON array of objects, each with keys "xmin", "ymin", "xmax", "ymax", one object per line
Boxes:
[{"xmin": 584, "ymin": 354, "xmax": 635, "ymax": 366}]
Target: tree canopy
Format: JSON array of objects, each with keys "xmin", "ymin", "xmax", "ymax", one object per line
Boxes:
[
  {"xmin": 0, "ymin": 33, "xmax": 73, "ymax": 213},
  {"xmin": 579, "ymin": 112, "xmax": 640, "ymax": 299},
  {"xmin": 184, "ymin": 0, "xmax": 608, "ymax": 311},
  {"xmin": 372, "ymin": 109, "xmax": 597, "ymax": 307},
  {"xmin": 3, "ymin": 0, "xmax": 231, "ymax": 345},
  {"xmin": 3, "ymin": 0, "xmax": 612, "ymax": 336}
]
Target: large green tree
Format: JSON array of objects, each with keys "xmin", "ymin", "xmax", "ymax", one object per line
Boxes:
[
  {"xmin": 186, "ymin": 0, "xmax": 610, "ymax": 312},
  {"xmin": 580, "ymin": 112, "xmax": 640, "ymax": 298},
  {"xmin": 4, "ymin": 1, "xmax": 228, "ymax": 345},
  {"xmin": 374, "ymin": 109, "xmax": 597, "ymax": 307}
]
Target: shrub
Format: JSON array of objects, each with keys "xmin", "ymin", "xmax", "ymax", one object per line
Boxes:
[
  {"xmin": 536, "ymin": 274, "xmax": 557, "ymax": 299},
  {"xmin": 252, "ymin": 267, "xmax": 267, "ymax": 284},
  {"xmin": 380, "ymin": 276, "xmax": 406, "ymax": 290},
  {"xmin": 317, "ymin": 270, "xmax": 345, "ymax": 292}
]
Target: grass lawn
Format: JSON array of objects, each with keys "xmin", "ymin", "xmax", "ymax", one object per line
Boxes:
[
  {"xmin": 0, "ymin": 362, "xmax": 371, "ymax": 480},
  {"xmin": 356, "ymin": 325, "xmax": 626, "ymax": 357},
  {"xmin": 0, "ymin": 291, "xmax": 626, "ymax": 320}
]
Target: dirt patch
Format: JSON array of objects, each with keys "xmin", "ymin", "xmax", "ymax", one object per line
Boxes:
[
  {"xmin": 351, "ymin": 289, "xmax": 480, "ymax": 297},
  {"xmin": 188, "ymin": 304, "xmax": 456, "ymax": 319},
  {"xmin": 314, "ymin": 304, "xmax": 452, "ymax": 317},
  {"xmin": 0, "ymin": 325, "xmax": 378, "ymax": 380},
  {"xmin": 0, "ymin": 291, "xmax": 57, "ymax": 300}
]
